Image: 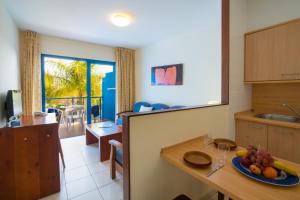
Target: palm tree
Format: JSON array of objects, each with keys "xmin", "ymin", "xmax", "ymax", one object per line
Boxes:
[{"xmin": 45, "ymin": 59, "xmax": 104, "ymax": 107}]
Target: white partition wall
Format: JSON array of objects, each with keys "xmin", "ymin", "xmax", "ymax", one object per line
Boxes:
[{"xmin": 128, "ymin": 105, "xmax": 229, "ymax": 200}]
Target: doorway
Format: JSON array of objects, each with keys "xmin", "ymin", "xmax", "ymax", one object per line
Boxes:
[{"xmin": 41, "ymin": 54, "xmax": 116, "ymax": 138}]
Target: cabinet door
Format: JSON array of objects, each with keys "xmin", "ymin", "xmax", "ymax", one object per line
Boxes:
[
  {"xmin": 0, "ymin": 128, "xmax": 15, "ymax": 200},
  {"xmin": 268, "ymin": 126, "xmax": 300, "ymax": 163},
  {"xmin": 245, "ymin": 28, "xmax": 282, "ymax": 81},
  {"xmin": 39, "ymin": 124, "xmax": 60, "ymax": 197},
  {"xmin": 235, "ymin": 120, "xmax": 268, "ymax": 149},
  {"xmin": 14, "ymin": 126, "xmax": 40, "ymax": 200},
  {"xmin": 245, "ymin": 19, "xmax": 300, "ymax": 82}
]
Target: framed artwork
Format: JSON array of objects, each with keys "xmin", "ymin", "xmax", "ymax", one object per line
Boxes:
[{"xmin": 151, "ymin": 64, "xmax": 183, "ymax": 85}]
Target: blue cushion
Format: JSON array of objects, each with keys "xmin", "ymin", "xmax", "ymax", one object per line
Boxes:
[
  {"xmin": 170, "ymin": 105, "xmax": 185, "ymax": 109},
  {"xmin": 116, "ymin": 148, "xmax": 123, "ymax": 166},
  {"xmin": 116, "ymin": 118, "xmax": 123, "ymax": 125},
  {"xmin": 152, "ymin": 103, "xmax": 169, "ymax": 110},
  {"xmin": 133, "ymin": 101, "xmax": 151, "ymax": 112}
]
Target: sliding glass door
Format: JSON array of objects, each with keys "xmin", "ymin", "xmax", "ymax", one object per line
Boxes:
[{"xmin": 41, "ymin": 54, "xmax": 115, "ymax": 125}]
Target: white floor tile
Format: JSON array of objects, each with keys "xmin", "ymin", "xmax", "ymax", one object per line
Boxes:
[
  {"xmin": 66, "ymin": 176, "xmax": 97, "ymax": 199},
  {"xmin": 82, "ymin": 154, "xmax": 100, "ymax": 164},
  {"xmin": 60, "ymin": 171, "xmax": 66, "ymax": 185},
  {"xmin": 64, "ymin": 158, "xmax": 86, "ymax": 171},
  {"xmin": 43, "ymin": 136, "xmax": 124, "ymax": 200},
  {"xmin": 63, "ymin": 151, "xmax": 84, "ymax": 162},
  {"xmin": 70, "ymin": 189, "xmax": 103, "ymax": 200},
  {"xmin": 65, "ymin": 165, "xmax": 90, "ymax": 183},
  {"xmin": 99, "ymin": 180, "xmax": 123, "ymax": 200},
  {"xmin": 87, "ymin": 161, "xmax": 109, "ymax": 174},
  {"xmin": 92, "ymin": 170, "xmax": 121, "ymax": 188}
]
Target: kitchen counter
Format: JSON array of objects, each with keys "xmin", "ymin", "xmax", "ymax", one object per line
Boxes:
[{"xmin": 235, "ymin": 111, "xmax": 300, "ymax": 129}]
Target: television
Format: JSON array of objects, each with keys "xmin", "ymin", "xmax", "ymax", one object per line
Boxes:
[{"xmin": 6, "ymin": 90, "xmax": 23, "ymax": 120}]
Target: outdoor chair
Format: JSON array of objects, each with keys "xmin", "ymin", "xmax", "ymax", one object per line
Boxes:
[{"xmin": 64, "ymin": 105, "xmax": 85, "ymax": 130}]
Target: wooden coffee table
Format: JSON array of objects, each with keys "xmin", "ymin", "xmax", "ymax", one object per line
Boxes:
[{"xmin": 85, "ymin": 121, "xmax": 122, "ymax": 162}]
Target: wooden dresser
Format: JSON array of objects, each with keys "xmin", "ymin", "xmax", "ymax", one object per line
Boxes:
[{"xmin": 0, "ymin": 114, "xmax": 60, "ymax": 200}]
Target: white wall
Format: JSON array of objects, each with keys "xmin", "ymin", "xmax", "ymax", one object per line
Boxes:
[
  {"xmin": 228, "ymin": 0, "xmax": 252, "ymax": 139},
  {"xmin": 135, "ymin": 1, "xmax": 221, "ymax": 106},
  {"xmin": 0, "ymin": 2, "xmax": 20, "ymax": 126},
  {"xmin": 39, "ymin": 34, "xmax": 115, "ymax": 62},
  {"xmin": 247, "ymin": 0, "xmax": 300, "ymax": 31},
  {"xmin": 129, "ymin": 105, "xmax": 229, "ymax": 200}
]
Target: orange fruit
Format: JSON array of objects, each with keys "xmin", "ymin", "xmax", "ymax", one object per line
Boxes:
[{"xmin": 263, "ymin": 167, "xmax": 278, "ymax": 179}]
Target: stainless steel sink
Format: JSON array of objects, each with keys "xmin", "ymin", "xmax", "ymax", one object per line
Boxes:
[{"xmin": 255, "ymin": 113, "xmax": 300, "ymax": 123}]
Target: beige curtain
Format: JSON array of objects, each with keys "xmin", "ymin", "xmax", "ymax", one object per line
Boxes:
[
  {"xmin": 21, "ymin": 31, "xmax": 41, "ymax": 115},
  {"xmin": 116, "ymin": 47, "xmax": 135, "ymax": 113}
]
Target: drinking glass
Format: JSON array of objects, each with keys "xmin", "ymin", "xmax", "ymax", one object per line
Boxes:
[
  {"xmin": 217, "ymin": 143, "xmax": 230, "ymax": 166},
  {"xmin": 203, "ymin": 134, "xmax": 213, "ymax": 149}
]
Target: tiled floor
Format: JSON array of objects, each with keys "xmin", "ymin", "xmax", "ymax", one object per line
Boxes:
[{"xmin": 40, "ymin": 136, "xmax": 123, "ymax": 200}]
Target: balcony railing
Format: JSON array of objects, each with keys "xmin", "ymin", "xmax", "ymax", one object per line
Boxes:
[{"xmin": 46, "ymin": 96, "xmax": 102, "ymax": 119}]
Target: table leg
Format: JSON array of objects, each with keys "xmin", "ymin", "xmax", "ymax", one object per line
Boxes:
[
  {"xmin": 99, "ymin": 133, "xmax": 122, "ymax": 162},
  {"xmin": 86, "ymin": 129, "xmax": 98, "ymax": 145}
]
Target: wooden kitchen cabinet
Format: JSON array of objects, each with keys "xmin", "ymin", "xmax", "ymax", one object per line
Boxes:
[
  {"xmin": 245, "ymin": 18, "xmax": 300, "ymax": 82},
  {"xmin": 235, "ymin": 120, "xmax": 268, "ymax": 149},
  {"xmin": 268, "ymin": 126, "xmax": 300, "ymax": 163}
]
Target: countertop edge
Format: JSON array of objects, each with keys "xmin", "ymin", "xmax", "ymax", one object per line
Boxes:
[{"xmin": 235, "ymin": 111, "xmax": 300, "ymax": 129}]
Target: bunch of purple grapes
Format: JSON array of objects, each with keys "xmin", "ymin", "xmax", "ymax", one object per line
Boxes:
[
  {"xmin": 240, "ymin": 145, "xmax": 275, "ymax": 170},
  {"xmin": 246, "ymin": 145, "xmax": 258, "ymax": 163},
  {"xmin": 255, "ymin": 150, "xmax": 274, "ymax": 170}
]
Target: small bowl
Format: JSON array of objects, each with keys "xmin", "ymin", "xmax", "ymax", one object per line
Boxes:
[{"xmin": 183, "ymin": 151, "xmax": 212, "ymax": 168}]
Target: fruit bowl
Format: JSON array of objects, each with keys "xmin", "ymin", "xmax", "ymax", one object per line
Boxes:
[{"xmin": 232, "ymin": 157, "xmax": 299, "ymax": 186}]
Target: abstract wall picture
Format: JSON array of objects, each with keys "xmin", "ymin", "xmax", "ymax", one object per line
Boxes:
[{"xmin": 151, "ymin": 64, "xmax": 183, "ymax": 85}]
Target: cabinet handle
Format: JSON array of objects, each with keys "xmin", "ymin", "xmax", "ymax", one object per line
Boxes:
[
  {"xmin": 46, "ymin": 134, "xmax": 51, "ymax": 138},
  {"xmin": 24, "ymin": 137, "xmax": 28, "ymax": 141}
]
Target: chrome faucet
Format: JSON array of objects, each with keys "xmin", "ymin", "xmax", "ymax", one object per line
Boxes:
[{"xmin": 282, "ymin": 103, "xmax": 300, "ymax": 117}]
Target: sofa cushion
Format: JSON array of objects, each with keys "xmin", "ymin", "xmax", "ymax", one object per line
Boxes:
[
  {"xmin": 116, "ymin": 148, "xmax": 123, "ymax": 166},
  {"xmin": 133, "ymin": 102, "xmax": 151, "ymax": 112},
  {"xmin": 139, "ymin": 105, "xmax": 153, "ymax": 112},
  {"xmin": 152, "ymin": 103, "xmax": 169, "ymax": 110}
]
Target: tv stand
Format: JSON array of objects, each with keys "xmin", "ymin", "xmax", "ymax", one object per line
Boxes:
[{"xmin": 0, "ymin": 113, "xmax": 60, "ymax": 199}]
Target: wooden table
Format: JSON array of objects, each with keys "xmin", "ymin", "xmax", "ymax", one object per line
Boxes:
[
  {"xmin": 161, "ymin": 136, "xmax": 300, "ymax": 200},
  {"xmin": 86, "ymin": 122, "xmax": 122, "ymax": 162}
]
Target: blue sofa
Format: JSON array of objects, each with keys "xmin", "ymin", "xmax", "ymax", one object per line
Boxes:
[{"xmin": 115, "ymin": 101, "xmax": 185, "ymax": 125}]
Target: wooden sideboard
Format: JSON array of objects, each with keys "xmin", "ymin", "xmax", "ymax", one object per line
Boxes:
[{"xmin": 0, "ymin": 114, "xmax": 60, "ymax": 200}]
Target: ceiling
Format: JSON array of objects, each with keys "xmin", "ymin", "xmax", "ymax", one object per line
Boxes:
[{"xmin": 3, "ymin": 0, "xmax": 221, "ymax": 48}]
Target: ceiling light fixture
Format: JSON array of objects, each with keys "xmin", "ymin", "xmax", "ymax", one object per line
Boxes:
[{"xmin": 111, "ymin": 13, "xmax": 131, "ymax": 27}]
